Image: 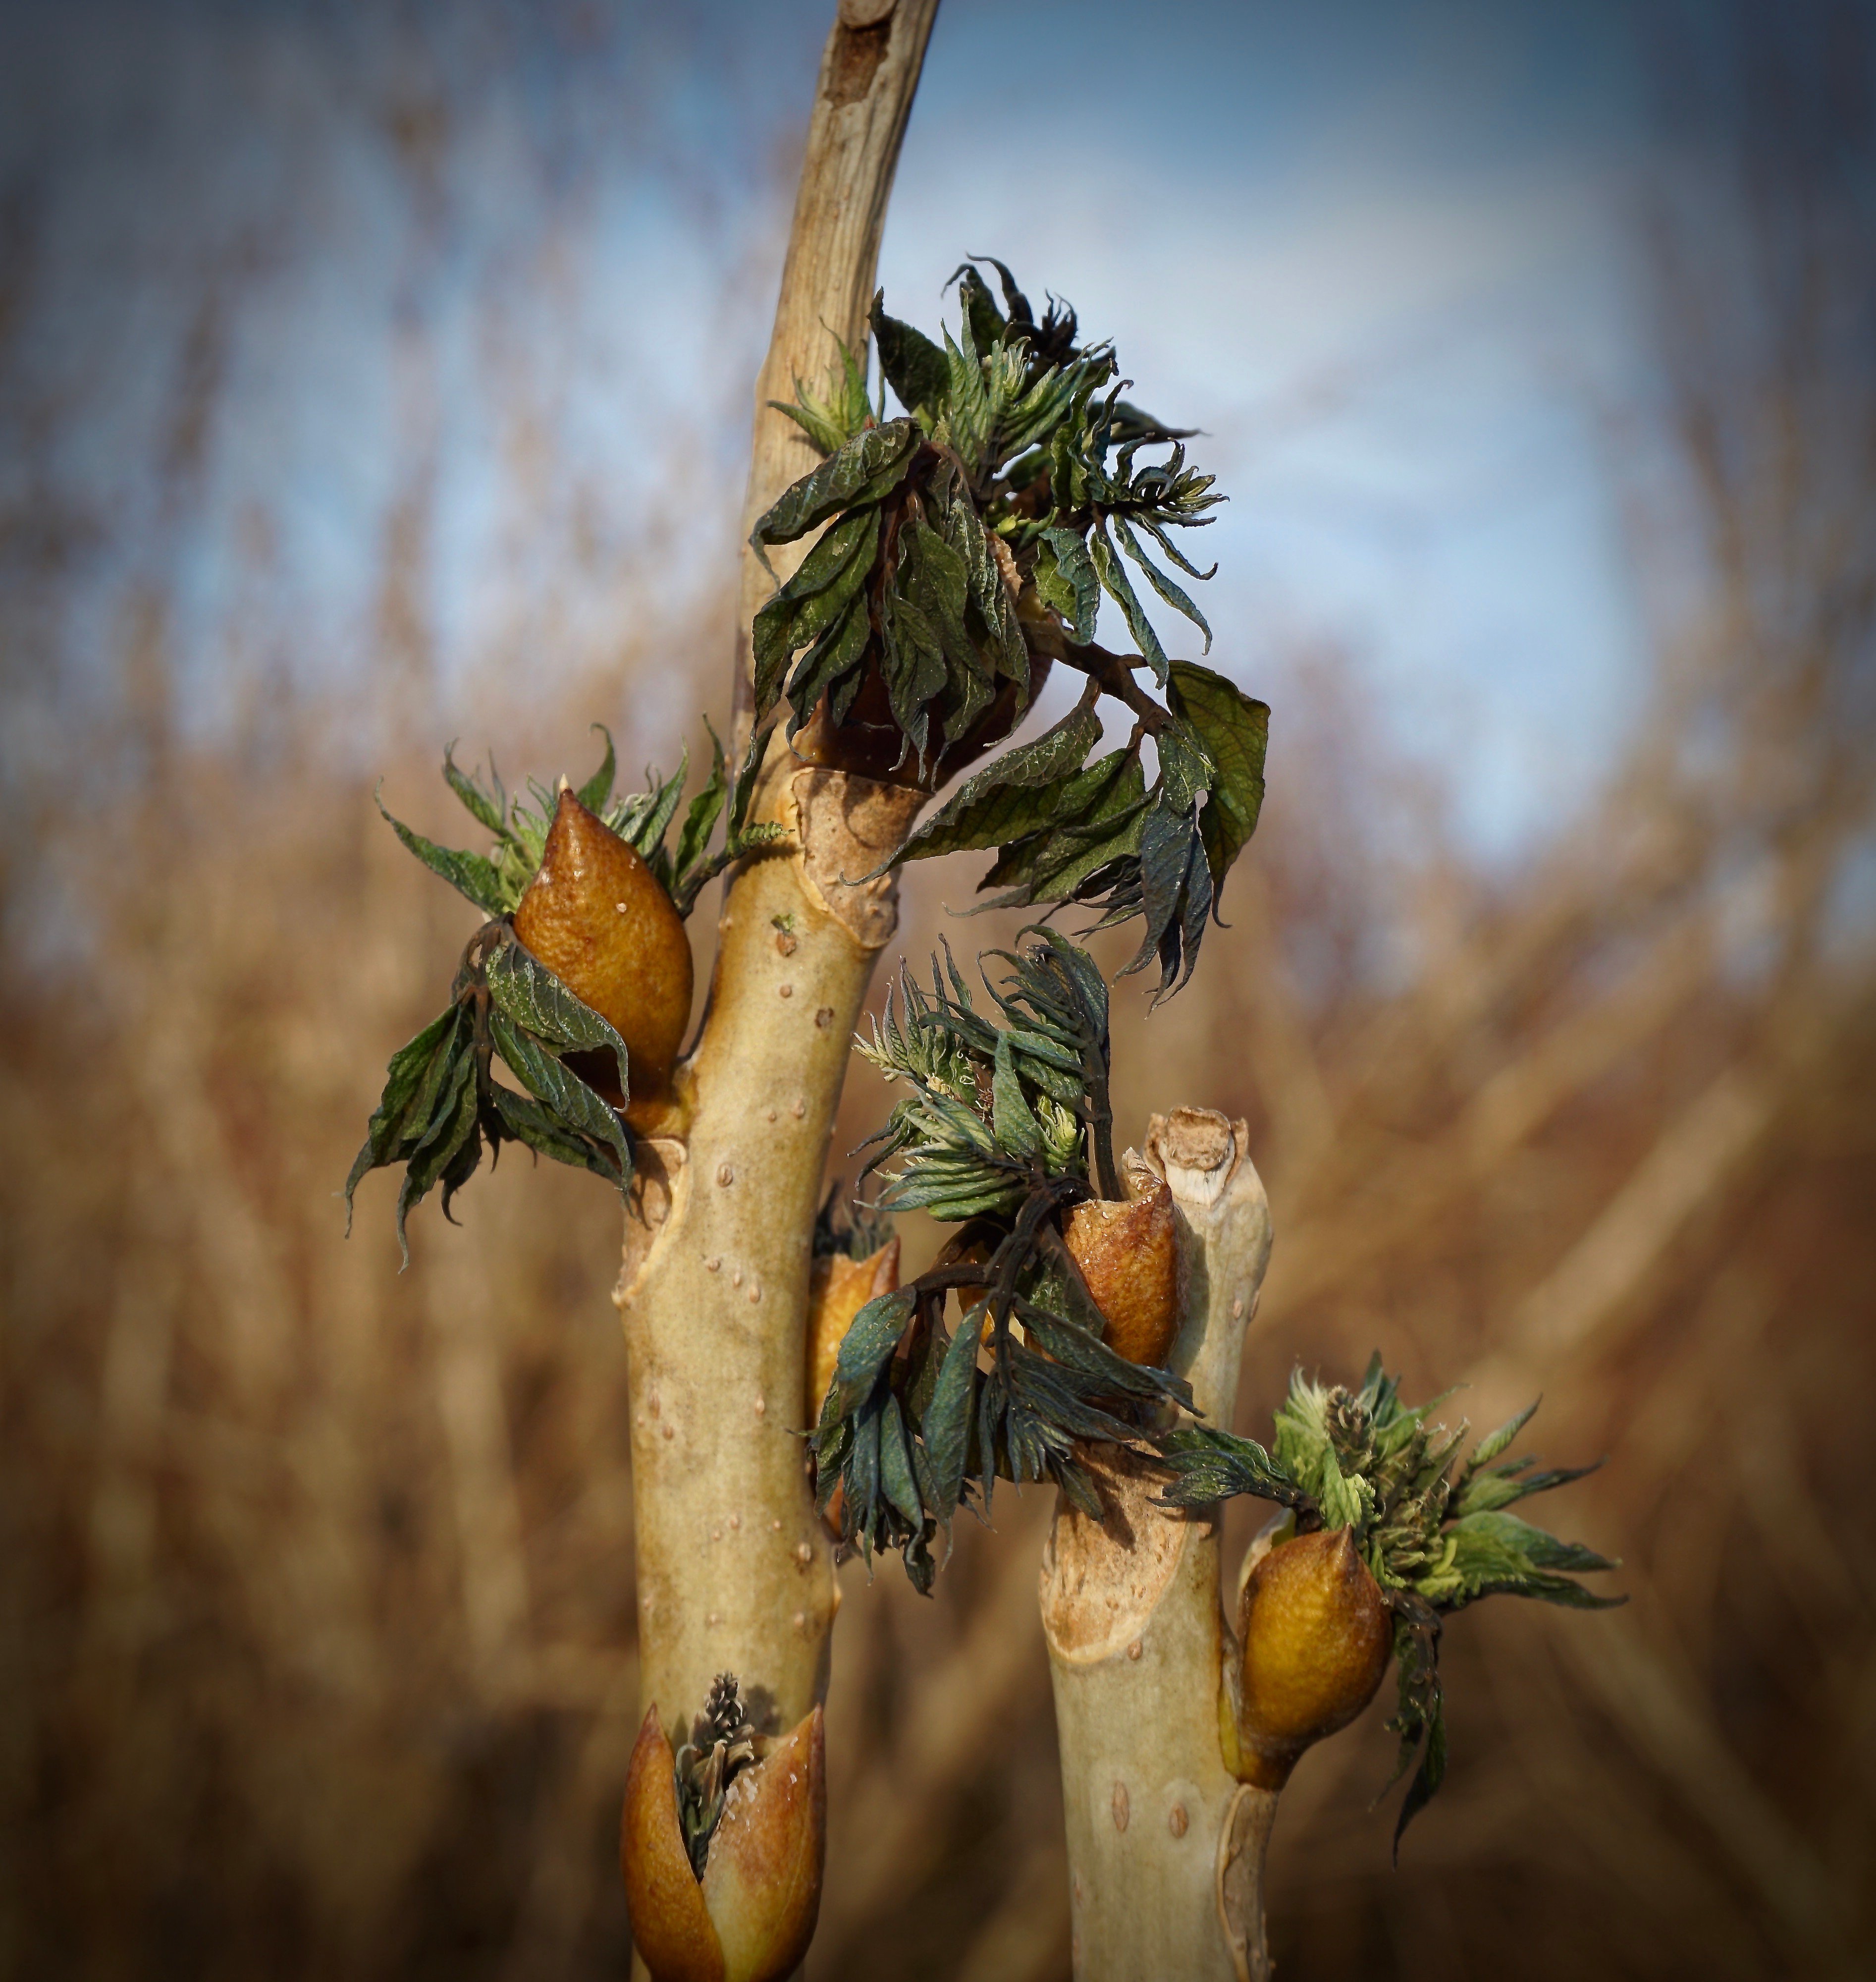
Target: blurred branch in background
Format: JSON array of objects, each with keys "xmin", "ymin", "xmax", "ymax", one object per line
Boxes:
[{"xmin": 0, "ymin": 2, "xmax": 1870, "ymax": 1980}]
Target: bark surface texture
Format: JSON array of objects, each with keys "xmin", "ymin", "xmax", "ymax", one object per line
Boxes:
[
  {"xmin": 613, "ymin": 0, "xmax": 937, "ymax": 1806},
  {"xmin": 1040, "ymin": 1108, "xmax": 1278, "ymax": 1982}
]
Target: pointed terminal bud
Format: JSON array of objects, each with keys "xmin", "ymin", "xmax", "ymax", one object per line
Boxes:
[
  {"xmin": 805, "ymin": 1240, "xmax": 901, "ymax": 1423},
  {"xmin": 621, "ymin": 1707, "xmax": 726, "ymax": 1982},
  {"xmin": 1224, "ymin": 1526, "xmax": 1393, "ymax": 1790},
  {"xmin": 697, "ymin": 1706, "xmax": 827, "ymax": 1982},
  {"xmin": 512, "ymin": 787, "xmax": 693, "ymax": 1132},
  {"xmin": 1064, "ymin": 1173, "xmax": 1179, "ymax": 1366}
]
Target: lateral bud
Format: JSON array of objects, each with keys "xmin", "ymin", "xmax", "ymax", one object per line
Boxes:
[
  {"xmin": 621, "ymin": 1681, "xmax": 827, "ymax": 1982},
  {"xmin": 1220, "ymin": 1525, "xmax": 1393, "ymax": 1790}
]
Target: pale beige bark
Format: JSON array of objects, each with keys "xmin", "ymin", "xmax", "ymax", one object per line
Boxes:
[
  {"xmin": 611, "ymin": 0, "xmax": 936, "ymax": 1845},
  {"xmin": 1040, "ymin": 1108, "xmax": 1277, "ymax": 1982}
]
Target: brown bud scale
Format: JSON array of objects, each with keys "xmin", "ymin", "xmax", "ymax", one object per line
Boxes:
[{"xmin": 512, "ymin": 788, "xmax": 693, "ymax": 1131}]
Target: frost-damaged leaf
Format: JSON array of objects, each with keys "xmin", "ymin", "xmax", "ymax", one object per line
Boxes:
[
  {"xmin": 484, "ymin": 929, "xmax": 631, "ymax": 1103},
  {"xmin": 1118, "ymin": 800, "xmax": 1198, "ymax": 989},
  {"xmin": 1113, "ymin": 514, "xmax": 1212, "ymax": 651},
  {"xmin": 878, "ymin": 1394, "xmax": 923, "ymax": 1530},
  {"xmin": 1386, "ymin": 1601, "xmax": 1447, "ymax": 1856},
  {"xmin": 871, "ymin": 292, "xmax": 950, "ymax": 423},
  {"xmin": 943, "ymin": 490, "xmax": 1028, "ymax": 684},
  {"xmin": 977, "ymin": 751, "xmax": 1148, "ymax": 906},
  {"xmin": 787, "ymin": 593, "xmax": 874, "ymax": 739},
  {"xmin": 1169, "ymin": 661, "xmax": 1268, "ymax": 900},
  {"xmin": 827, "ymin": 1288, "xmax": 916, "ymax": 1420},
  {"xmin": 753, "ymin": 506, "xmax": 880, "ymax": 722},
  {"xmin": 1037, "ymin": 527, "xmax": 1100, "ymax": 644},
  {"xmin": 489, "ymin": 1083, "xmax": 618, "ymax": 1180},
  {"xmin": 375, "ymin": 788, "xmax": 509, "ymax": 915},
  {"xmin": 897, "ymin": 698, "xmax": 1103, "ymax": 866},
  {"xmin": 345, "ymin": 1003, "xmax": 468, "ymax": 1225},
  {"xmin": 394, "ymin": 1042, "xmax": 477, "ymax": 1263},
  {"xmin": 486, "ymin": 1009, "xmax": 629, "ymax": 1189},
  {"xmin": 1088, "ymin": 523, "xmax": 1168, "ymax": 683},
  {"xmin": 920, "ymin": 1314, "xmax": 981, "ymax": 1522},
  {"xmin": 751, "ymin": 418, "xmax": 918, "ymax": 553}
]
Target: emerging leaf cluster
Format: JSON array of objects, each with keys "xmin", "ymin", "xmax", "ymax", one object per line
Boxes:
[
  {"xmin": 673, "ymin": 1673, "xmax": 761, "ymax": 1880},
  {"xmin": 376, "ymin": 721, "xmax": 781, "ymax": 925},
  {"xmin": 812, "ymin": 934, "xmax": 1189, "ymax": 1590},
  {"xmin": 754, "ymin": 261, "xmax": 1269, "ymax": 998},
  {"xmin": 350, "ymin": 729, "xmax": 781, "ymax": 1257},
  {"xmin": 345, "ymin": 916, "xmax": 635, "ymax": 1264},
  {"xmin": 1159, "ymin": 1359, "xmax": 1621, "ymax": 1845}
]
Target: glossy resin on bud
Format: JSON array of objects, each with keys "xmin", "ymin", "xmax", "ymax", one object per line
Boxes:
[
  {"xmin": 512, "ymin": 787, "xmax": 693, "ymax": 1131},
  {"xmin": 1223, "ymin": 1526, "xmax": 1393, "ymax": 1790},
  {"xmin": 1063, "ymin": 1173, "xmax": 1179, "ymax": 1366},
  {"xmin": 621, "ymin": 1702, "xmax": 827, "ymax": 1982}
]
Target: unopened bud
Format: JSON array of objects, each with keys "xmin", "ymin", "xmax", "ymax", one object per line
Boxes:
[{"xmin": 1221, "ymin": 1526, "xmax": 1393, "ymax": 1790}]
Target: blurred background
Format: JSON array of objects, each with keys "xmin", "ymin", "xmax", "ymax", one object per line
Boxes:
[{"xmin": 1, "ymin": 0, "xmax": 1871, "ymax": 1977}]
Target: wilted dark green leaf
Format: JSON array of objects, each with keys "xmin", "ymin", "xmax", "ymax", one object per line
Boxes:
[
  {"xmin": 898, "ymin": 698, "xmax": 1103, "ymax": 865},
  {"xmin": 752, "ymin": 418, "xmax": 918, "ymax": 551},
  {"xmin": 871, "ymin": 293, "xmax": 950, "ymax": 422},
  {"xmin": 345, "ymin": 1003, "xmax": 468, "ymax": 1222},
  {"xmin": 1037, "ymin": 527, "xmax": 1099, "ymax": 643},
  {"xmin": 828, "ymin": 1288, "xmax": 917, "ymax": 1419},
  {"xmin": 486, "ymin": 1009, "xmax": 629, "ymax": 1187},
  {"xmin": 1169, "ymin": 661, "xmax": 1268, "ymax": 898},
  {"xmin": 484, "ymin": 929, "xmax": 630, "ymax": 1102}
]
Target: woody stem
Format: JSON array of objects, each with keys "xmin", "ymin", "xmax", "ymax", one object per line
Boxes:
[{"xmin": 1039, "ymin": 1108, "xmax": 1277, "ymax": 1982}]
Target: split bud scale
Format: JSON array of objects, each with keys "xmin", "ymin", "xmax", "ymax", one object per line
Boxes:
[
  {"xmin": 622, "ymin": 1696, "xmax": 826, "ymax": 1982},
  {"xmin": 1063, "ymin": 1172, "xmax": 1179, "ymax": 1368},
  {"xmin": 512, "ymin": 787, "xmax": 693, "ymax": 1131}
]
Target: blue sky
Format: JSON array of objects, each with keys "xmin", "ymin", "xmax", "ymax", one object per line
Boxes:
[{"xmin": 0, "ymin": 0, "xmax": 1664, "ymax": 860}]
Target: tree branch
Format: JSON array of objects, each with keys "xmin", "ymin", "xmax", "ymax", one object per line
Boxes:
[
  {"xmin": 615, "ymin": 6, "xmax": 937, "ymax": 1972},
  {"xmin": 1039, "ymin": 1108, "xmax": 1277, "ymax": 1982}
]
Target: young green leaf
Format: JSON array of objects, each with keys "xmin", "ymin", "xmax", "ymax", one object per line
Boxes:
[
  {"xmin": 375, "ymin": 789, "xmax": 510, "ymax": 916},
  {"xmin": 484, "ymin": 929, "xmax": 631, "ymax": 1102}
]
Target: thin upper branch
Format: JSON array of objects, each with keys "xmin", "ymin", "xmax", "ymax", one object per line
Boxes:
[{"xmin": 731, "ymin": 0, "xmax": 942, "ymax": 751}]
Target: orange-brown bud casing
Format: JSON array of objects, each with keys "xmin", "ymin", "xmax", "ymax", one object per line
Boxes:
[
  {"xmin": 1223, "ymin": 1527, "xmax": 1393, "ymax": 1790},
  {"xmin": 1063, "ymin": 1175, "xmax": 1179, "ymax": 1366},
  {"xmin": 512, "ymin": 788, "xmax": 693, "ymax": 1131},
  {"xmin": 621, "ymin": 1705, "xmax": 827, "ymax": 1982},
  {"xmin": 804, "ymin": 1240, "xmax": 901, "ymax": 1424}
]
